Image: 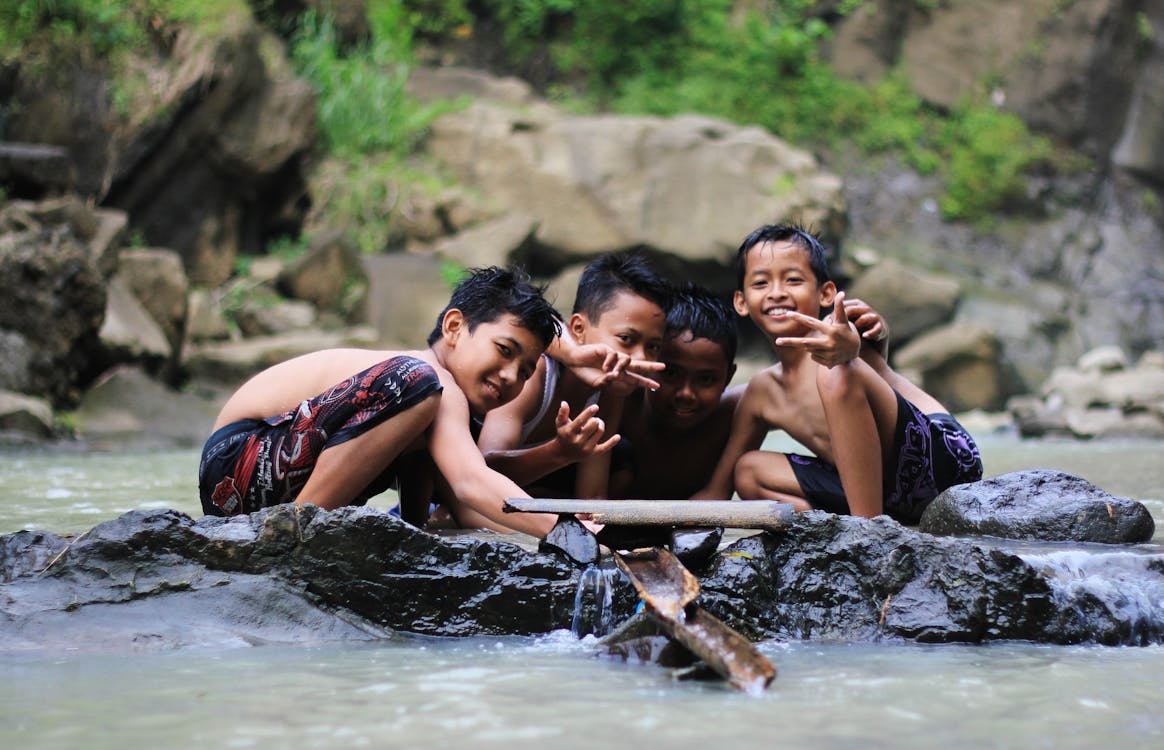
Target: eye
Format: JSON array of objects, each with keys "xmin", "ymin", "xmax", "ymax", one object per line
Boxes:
[
  {"xmin": 660, "ymin": 365, "xmax": 681, "ymax": 383},
  {"xmin": 697, "ymin": 374, "xmax": 719, "ymax": 388},
  {"xmin": 497, "ymin": 343, "xmax": 513, "ymax": 358},
  {"xmin": 645, "ymin": 342, "xmax": 662, "ymax": 357}
]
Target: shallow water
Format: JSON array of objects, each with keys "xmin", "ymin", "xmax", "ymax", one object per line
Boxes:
[{"xmin": 2, "ymin": 434, "xmax": 1163, "ymax": 749}]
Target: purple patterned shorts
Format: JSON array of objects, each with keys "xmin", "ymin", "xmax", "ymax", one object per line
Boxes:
[{"xmin": 786, "ymin": 390, "xmax": 983, "ymax": 524}]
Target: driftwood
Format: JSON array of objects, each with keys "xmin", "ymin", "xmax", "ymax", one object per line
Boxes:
[
  {"xmin": 504, "ymin": 499, "xmax": 793, "ymax": 530},
  {"xmin": 608, "ymin": 547, "xmax": 776, "ymax": 693}
]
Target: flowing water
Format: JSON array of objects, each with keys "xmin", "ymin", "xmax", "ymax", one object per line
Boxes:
[{"xmin": 2, "ymin": 434, "xmax": 1163, "ymax": 749}]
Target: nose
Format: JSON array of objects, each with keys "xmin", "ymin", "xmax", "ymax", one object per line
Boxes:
[{"xmin": 675, "ymin": 378, "xmax": 696, "ymax": 402}]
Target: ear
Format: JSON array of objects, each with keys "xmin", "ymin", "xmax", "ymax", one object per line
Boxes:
[
  {"xmin": 732, "ymin": 290, "xmax": 749, "ymax": 318},
  {"xmin": 818, "ymin": 281, "xmax": 837, "ymax": 309},
  {"xmin": 568, "ymin": 312, "xmax": 588, "ymax": 343},
  {"xmin": 441, "ymin": 309, "xmax": 466, "ymax": 344}
]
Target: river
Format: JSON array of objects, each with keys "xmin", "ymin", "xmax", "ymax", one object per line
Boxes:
[{"xmin": 1, "ymin": 434, "xmax": 1162, "ymax": 749}]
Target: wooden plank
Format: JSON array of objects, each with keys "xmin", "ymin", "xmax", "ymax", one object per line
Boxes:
[{"xmin": 504, "ymin": 498, "xmax": 793, "ymax": 530}]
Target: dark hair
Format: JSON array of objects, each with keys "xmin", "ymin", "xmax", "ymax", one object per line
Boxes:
[
  {"xmin": 734, "ymin": 224, "xmax": 831, "ymax": 290},
  {"xmin": 573, "ymin": 252, "xmax": 671, "ymax": 320},
  {"xmin": 666, "ymin": 282, "xmax": 738, "ymax": 364},
  {"xmin": 427, "ymin": 266, "xmax": 562, "ymax": 347}
]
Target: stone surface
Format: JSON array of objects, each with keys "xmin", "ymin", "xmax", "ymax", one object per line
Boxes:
[
  {"xmin": 919, "ymin": 470, "xmax": 1156, "ymax": 544},
  {"xmin": 3, "ymin": 499, "xmax": 1164, "ymax": 654}
]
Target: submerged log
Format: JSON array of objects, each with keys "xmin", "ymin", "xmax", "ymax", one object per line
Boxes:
[
  {"xmin": 613, "ymin": 547, "xmax": 776, "ymax": 693},
  {"xmin": 505, "ymin": 499, "xmax": 794, "ymax": 529}
]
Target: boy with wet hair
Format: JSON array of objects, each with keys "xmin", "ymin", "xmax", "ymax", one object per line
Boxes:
[
  {"xmin": 198, "ymin": 266, "xmax": 561, "ymax": 537},
  {"xmin": 477, "ymin": 251, "xmax": 671, "ymax": 497},
  {"xmin": 695, "ymin": 224, "xmax": 982, "ymax": 523},
  {"xmin": 608, "ymin": 282, "xmax": 744, "ymax": 499}
]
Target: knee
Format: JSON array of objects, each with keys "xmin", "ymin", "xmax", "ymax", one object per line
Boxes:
[{"xmin": 733, "ymin": 450, "xmax": 766, "ymax": 497}]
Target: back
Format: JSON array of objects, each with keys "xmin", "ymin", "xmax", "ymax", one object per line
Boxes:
[{"xmin": 215, "ymin": 348, "xmax": 420, "ymax": 428}]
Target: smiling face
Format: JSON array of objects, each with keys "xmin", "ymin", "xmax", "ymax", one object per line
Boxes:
[
  {"xmin": 733, "ymin": 240, "xmax": 836, "ymax": 340},
  {"xmin": 442, "ymin": 312, "xmax": 545, "ymax": 416},
  {"xmin": 571, "ymin": 290, "xmax": 667, "ymax": 395},
  {"xmin": 647, "ymin": 332, "xmax": 735, "ymax": 432}
]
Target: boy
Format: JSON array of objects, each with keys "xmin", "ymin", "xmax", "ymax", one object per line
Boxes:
[
  {"xmin": 696, "ymin": 224, "xmax": 982, "ymax": 523},
  {"xmin": 198, "ymin": 266, "xmax": 561, "ymax": 537},
  {"xmin": 476, "ymin": 252, "xmax": 671, "ymax": 497},
  {"xmin": 608, "ymin": 282, "xmax": 744, "ymax": 499}
]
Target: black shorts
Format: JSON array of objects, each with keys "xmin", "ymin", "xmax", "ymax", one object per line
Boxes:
[
  {"xmin": 198, "ymin": 355, "xmax": 442, "ymax": 516},
  {"xmin": 787, "ymin": 390, "xmax": 983, "ymax": 524}
]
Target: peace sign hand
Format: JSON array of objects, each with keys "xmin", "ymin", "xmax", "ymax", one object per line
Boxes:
[{"xmin": 774, "ymin": 291, "xmax": 861, "ymax": 368}]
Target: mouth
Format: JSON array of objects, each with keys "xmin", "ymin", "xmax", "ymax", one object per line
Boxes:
[
  {"xmin": 483, "ymin": 379, "xmax": 503, "ymax": 404},
  {"xmin": 764, "ymin": 306, "xmax": 794, "ymax": 319}
]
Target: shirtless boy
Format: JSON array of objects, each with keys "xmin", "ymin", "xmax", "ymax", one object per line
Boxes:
[
  {"xmin": 696, "ymin": 224, "xmax": 982, "ymax": 523},
  {"xmin": 198, "ymin": 266, "xmax": 561, "ymax": 537},
  {"xmin": 476, "ymin": 252, "xmax": 670, "ymax": 497},
  {"xmin": 609, "ymin": 282, "xmax": 743, "ymax": 499}
]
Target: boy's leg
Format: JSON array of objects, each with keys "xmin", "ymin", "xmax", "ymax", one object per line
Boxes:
[
  {"xmin": 295, "ymin": 392, "xmax": 441, "ymax": 510},
  {"xmin": 734, "ymin": 450, "xmax": 814, "ymax": 512},
  {"xmin": 816, "ymin": 360, "xmax": 900, "ymax": 518}
]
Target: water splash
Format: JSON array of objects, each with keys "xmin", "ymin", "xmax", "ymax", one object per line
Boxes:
[
  {"xmin": 1019, "ymin": 548, "xmax": 1164, "ymax": 644},
  {"xmin": 571, "ymin": 562, "xmax": 618, "ymax": 638}
]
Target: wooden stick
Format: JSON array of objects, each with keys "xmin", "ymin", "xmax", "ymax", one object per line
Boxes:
[{"xmin": 503, "ymin": 498, "xmax": 793, "ymax": 530}]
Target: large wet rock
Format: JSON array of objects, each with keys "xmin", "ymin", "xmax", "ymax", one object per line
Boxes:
[
  {"xmin": 3, "ymin": 499, "xmax": 1164, "ymax": 654},
  {"xmin": 919, "ymin": 470, "xmax": 1156, "ymax": 544}
]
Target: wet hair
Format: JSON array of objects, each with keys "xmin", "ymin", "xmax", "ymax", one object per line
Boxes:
[
  {"xmin": 427, "ymin": 266, "xmax": 562, "ymax": 348},
  {"xmin": 666, "ymin": 282, "xmax": 738, "ymax": 364},
  {"xmin": 573, "ymin": 252, "xmax": 672, "ymax": 320},
  {"xmin": 734, "ymin": 224, "xmax": 831, "ymax": 289}
]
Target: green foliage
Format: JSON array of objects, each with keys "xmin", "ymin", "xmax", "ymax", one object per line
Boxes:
[
  {"xmin": 0, "ymin": 0, "xmax": 241, "ymax": 65},
  {"xmin": 935, "ymin": 104, "xmax": 1054, "ymax": 221},
  {"xmin": 465, "ymin": 0, "xmax": 1056, "ymax": 223},
  {"xmin": 439, "ymin": 260, "xmax": 468, "ymax": 290}
]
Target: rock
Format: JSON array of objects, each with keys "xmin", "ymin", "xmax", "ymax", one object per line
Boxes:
[
  {"xmin": 919, "ymin": 470, "xmax": 1156, "ymax": 544},
  {"xmin": 0, "ymin": 211, "xmax": 106, "ymax": 407},
  {"xmin": 2, "ymin": 502, "xmax": 1164, "ymax": 652},
  {"xmin": 185, "ymin": 289, "xmax": 232, "ymax": 343},
  {"xmin": 1078, "ymin": 345, "xmax": 1130, "ymax": 373},
  {"xmin": 276, "ymin": 231, "xmax": 367, "ymax": 316},
  {"xmin": 72, "ymin": 366, "xmax": 220, "ymax": 449},
  {"xmin": 0, "ymin": 390, "xmax": 55, "ymax": 442},
  {"xmin": 182, "ymin": 326, "xmax": 380, "ymax": 385},
  {"xmin": 847, "ymin": 258, "xmax": 961, "ymax": 343},
  {"xmin": 893, "ymin": 322, "xmax": 1003, "ymax": 412},
  {"xmin": 360, "ymin": 252, "xmax": 450, "ymax": 348},
  {"xmin": 432, "ymin": 211, "xmax": 540, "ymax": 270},
  {"xmin": 428, "ymin": 102, "xmax": 845, "ymax": 266},
  {"xmin": 539, "ymin": 515, "xmax": 600, "ymax": 567},
  {"xmin": 0, "ymin": 142, "xmax": 74, "ymax": 192},
  {"xmin": 116, "ymin": 248, "xmax": 190, "ymax": 355},
  {"xmin": 99, "ymin": 275, "xmax": 171, "ymax": 364},
  {"xmin": 234, "ymin": 298, "xmax": 318, "ymax": 337}
]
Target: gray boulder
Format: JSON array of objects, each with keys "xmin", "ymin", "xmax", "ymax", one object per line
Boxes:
[
  {"xmin": 4, "ymin": 500, "xmax": 1164, "ymax": 654},
  {"xmin": 919, "ymin": 470, "xmax": 1156, "ymax": 544}
]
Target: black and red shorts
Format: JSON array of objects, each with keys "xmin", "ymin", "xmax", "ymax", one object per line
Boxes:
[{"xmin": 198, "ymin": 355, "xmax": 441, "ymax": 516}]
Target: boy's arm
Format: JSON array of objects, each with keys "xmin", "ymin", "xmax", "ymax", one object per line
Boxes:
[
  {"xmin": 547, "ymin": 335, "xmax": 664, "ymax": 390},
  {"xmin": 689, "ymin": 379, "xmax": 773, "ymax": 500},
  {"xmin": 478, "ymin": 358, "xmax": 618, "ymax": 486},
  {"xmin": 573, "ymin": 391, "xmax": 626, "ymax": 499},
  {"xmin": 428, "ymin": 377, "xmax": 556, "ymax": 537}
]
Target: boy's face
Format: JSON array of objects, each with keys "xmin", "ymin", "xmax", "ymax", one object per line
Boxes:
[
  {"xmin": 443, "ymin": 312, "xmax": 545, "ymax": 416},
  {"xmin": 647, "ymin": 332, "xmax": 735, "ymax": 432},
  {"xmin": 733, "ymin": 240, "xmax": 835, "ymax": 339},
  {"xmin": 570, "ymin": 290, "xmax": 666, "ymax": 394}
]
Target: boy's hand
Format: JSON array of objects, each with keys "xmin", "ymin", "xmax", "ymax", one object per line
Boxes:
[
  {"xmin": 774, "ymin": 291, "xmax": 861, "ymax": 367},
  {"xmin": 566, "ymin": 343, "xmax": 663, "ymax": 390},
  {"xmin": 554, "ymin": 401, "xmax": 620, "ymax": 461},
  {"xmin": 843, "ymin": 297, "xmax": 889, "ymax": 345}
]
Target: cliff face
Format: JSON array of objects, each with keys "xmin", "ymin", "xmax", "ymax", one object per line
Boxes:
[{"xmin": 0, "ymin": 1, "xmax": 1161, "ymax": 422}]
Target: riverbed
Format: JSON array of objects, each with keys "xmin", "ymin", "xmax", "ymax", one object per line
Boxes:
[{"xmin": 2, "ymin": 434, "xmax": 1162, "ymax": 749}]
